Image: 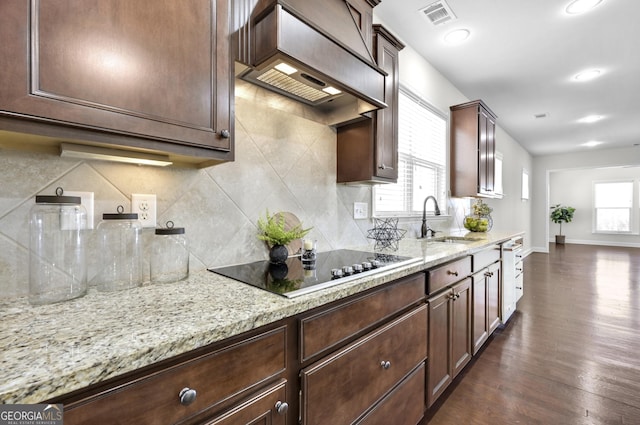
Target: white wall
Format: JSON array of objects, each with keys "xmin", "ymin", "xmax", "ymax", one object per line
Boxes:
[
  {"xmin": 549, "ymin": 166, "xmax": 640, "ymax": 247},
  {"xmin": 531, "ymin": 146, "xmax": 640, "ymax": 251},
  {"xmin": 384, "ymin": 23, "xmax": 534, "ymax": 251}
]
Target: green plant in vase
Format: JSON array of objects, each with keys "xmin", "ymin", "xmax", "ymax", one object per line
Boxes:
[
  {"xmin": 550, "ymin": 204, "xmax": 575, "ymax": 244},
  {"xmin": 257, "ymin": 210, "xmax": 312, "ymax": 263}
]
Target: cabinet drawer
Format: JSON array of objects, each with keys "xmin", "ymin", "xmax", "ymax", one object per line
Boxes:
[
  {"xmin": 204, "ymin": 380, "xmax": 287, "ymax": 425},
  {"xmin": 427, "ymin": 256, "xmax": 471, "ymax": 294},
  {"xmin": 356, "ymin": 363, "xmax": 425, "ymax": 425},
  {"xmin": 299, "ymin": 273, "xmax": 425, "ymax": 362},
  {"xmin": 64, "ymin": 327, "xmax": 287, "ymax": 425},
  {"xmin": 472, "ymin": 246, "xmax": 500, "ymax": 271},
  {"xmin": 300, "ymin": 305, "xmax": 427, "ymax": 425}
]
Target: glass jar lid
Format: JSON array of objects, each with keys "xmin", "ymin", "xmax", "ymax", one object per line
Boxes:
[
  {"xmin": 155, "ymin": 220, "xmax": 185, "ymax": 235},
  {"xmin": 103, "ymin": 205, "xmax": 139, "ymax": 220},
  {"xmin": 35, "ymin": 187, "xmax": 81, "ymax": 205}
]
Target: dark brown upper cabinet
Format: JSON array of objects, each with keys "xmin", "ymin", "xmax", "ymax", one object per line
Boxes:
[
  {"xmin": 336, "ymin": 24, "xmax": 405, "ymax": 184},
  {"xmin": 450, "ymin": 100, "xmax": 497, "ymax": 197},
  {"xmin": 0, "ymin": 0, "xmax": 234, "ymax": 167}
]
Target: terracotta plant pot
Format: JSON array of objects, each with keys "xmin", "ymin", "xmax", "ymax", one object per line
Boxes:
[{"xmin": 555, "ymin": 235, "xmax": 566, "ymax": 244}]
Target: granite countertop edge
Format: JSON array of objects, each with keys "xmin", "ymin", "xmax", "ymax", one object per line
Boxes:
[{"xmin": 0, "ymin": 231, "xmax": 523, "ymax": 404}]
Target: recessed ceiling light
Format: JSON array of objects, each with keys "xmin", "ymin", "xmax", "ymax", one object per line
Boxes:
[
  {"xmin": 577, "ymin": 114, "xmax": 603, "ymax": 123},
  {"xmin": 565, "ymin": 0, "xmax": 603, "ymax": 15},
  {"xmin": 573, "ymin": 69, "xmax": 602, "ymax": 82},
  {"xmin": 581, "ymin": 140, "xmax": 604, "ymax": 147},
  {"xmin": 444, "ymin": 29, "xmax": 470, "ymax": 44}
]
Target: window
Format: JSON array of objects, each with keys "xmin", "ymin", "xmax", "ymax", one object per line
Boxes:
[
  {"xmin": 521, "ymin": 168, "xmax": 529, "ymax": 200},
  {"xmin": 373, "ymin": 87, "xmax": 447, "ymax": 217},
  {"xmin": 593, "ymin": 180, "xmax": 634, "ymax": 233}
]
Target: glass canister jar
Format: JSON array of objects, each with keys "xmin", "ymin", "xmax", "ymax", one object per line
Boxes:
[
  {"xmin": 96, "ymin": 206, "xmax": 143, "ymax": 291},
  {"xmin": 29, "ymin": 187, "xmax": 87, "ymax": 305},
  {"xmin": 151, "ymin": 221, "xmax": 189, "ymax": 284}
]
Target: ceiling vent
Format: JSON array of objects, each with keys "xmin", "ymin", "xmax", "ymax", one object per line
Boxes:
[{"xmin": 419, "ymin": 0, "xmax": 457, "ymax": 26}]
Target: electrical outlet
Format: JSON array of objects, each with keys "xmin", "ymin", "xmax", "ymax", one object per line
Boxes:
[
  {"xmin": 65, "ymin": 191, "xmax": 94, "ymax": 229},
  {"xmin": 131, "ymin": 193, "xmax": 157, "ymax": 228},
  {"xmin": 353, "ymin": 202, "xmax": 368, "ymax": 219}
]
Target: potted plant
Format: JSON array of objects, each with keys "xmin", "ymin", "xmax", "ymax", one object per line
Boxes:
[
  {"xmin": 257, "ymin": 210, "xmax": 311, "ymax": 263},
  {"xmin": 550, "ymin": 204, "xmax": 575, "ymax": 244}
]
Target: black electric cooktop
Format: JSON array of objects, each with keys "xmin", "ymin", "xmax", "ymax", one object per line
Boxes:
[{"xmin": 209, "ymin": 249, "xmax": 419, "ymax": 298}]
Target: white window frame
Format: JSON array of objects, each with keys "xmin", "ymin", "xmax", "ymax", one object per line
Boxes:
[
  {"xmin": 592, "ymin": 179, "xmax": 637, "ymax": 235},
  {"xmin": 372, "ymin": 86, "xmax": 447, "ymax": 218}
]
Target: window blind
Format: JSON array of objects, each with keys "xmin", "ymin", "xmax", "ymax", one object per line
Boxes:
[{"xmin": 374, "ymin": 87, "xmax": 447, "ymax": 216}]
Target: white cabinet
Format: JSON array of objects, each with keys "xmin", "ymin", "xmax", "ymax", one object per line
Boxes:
[{"xmin": 502, "ymin": 238, "xmax": 524, "ymax": 322}]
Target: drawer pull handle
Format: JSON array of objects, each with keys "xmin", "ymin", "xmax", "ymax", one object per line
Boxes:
[
  {"xmin": 447, "ymin": 270, "xmax": 459, "ymax": 277},
  {"xmin": 516, "ymin": 267, "xmax": 523, "ymax": 271},
  {"xmin": 275, "ymin": 401, "xmax": 289, "ymax": 415},
  {"xmin": 380, "ymin": 360, "xmax": 391, "ymax": 370},
  {"xmin": 179, "ymin": 387, "xmax": 197, "ymax": 406}
]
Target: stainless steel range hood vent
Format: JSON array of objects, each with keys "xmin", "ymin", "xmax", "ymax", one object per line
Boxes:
[{"xmin": 234, "ymin": 1, "xmax": 388, "ymax": 123}]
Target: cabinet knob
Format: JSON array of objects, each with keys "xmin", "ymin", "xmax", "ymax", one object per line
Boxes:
[
  {"xmin": 275, "ymin": 401, "xmax": 289, "ymax": 415},
  {"xmin": 516, "ymin": 286, "xmax": 523, "ymax": 290},
  {"xmin": 380, "ymin": 360, "xmax": 391, "ymax": 370},
  {"xmin": 378, "ymin": 164, "xmax": 387, "ymax": 170},
  {"xmin": 179, "ymin": 387, "xmax": 197, "ymax": 406},
  {"xmin": 484, "ymin": 271, "xmax": 494, "ymax": 277},
  {"xmin": 219, "ymin": 129, "xmax": 230, "ymax": 139},
  {"xmin": 447, "ymin": 270, "xmax": 459, "ymax": 277}
]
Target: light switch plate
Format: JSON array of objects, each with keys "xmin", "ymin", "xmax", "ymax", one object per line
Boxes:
[
  {"xmin": 353, "ymin": 202, "xmax": 368, "ymax": 219},
  {"xmin": 65, "ymin": 191, "xmax": 94, "ymax": 229}
]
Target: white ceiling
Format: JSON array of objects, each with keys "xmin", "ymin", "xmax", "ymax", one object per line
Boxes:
[{"xmin": 374, "ymin": 0, "xmax": 640, "ymax": 157}]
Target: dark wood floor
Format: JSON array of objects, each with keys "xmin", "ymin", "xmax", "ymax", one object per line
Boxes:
[{"xmin": 425, "ymin": 243, "xmax": 640, "ymax": 425}]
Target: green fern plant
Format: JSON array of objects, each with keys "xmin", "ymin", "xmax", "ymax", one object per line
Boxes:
[{"xmin": 257, "ymin": 210, "xmax": 312, "ymax": 246}]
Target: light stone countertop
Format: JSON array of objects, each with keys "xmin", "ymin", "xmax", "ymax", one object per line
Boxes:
[{"xmin": 0, "ymin": 231, "xmax": 522, "ymax": 404}]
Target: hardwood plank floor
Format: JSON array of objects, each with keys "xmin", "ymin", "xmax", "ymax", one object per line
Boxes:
[{"xmin": 423, "ymin": 243, "xmax": 640, "ymax": 425}]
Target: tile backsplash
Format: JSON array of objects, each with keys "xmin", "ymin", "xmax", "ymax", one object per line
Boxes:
[{"xmin": 0, "ymin": 81, "xmax": 467, "ymax": 300}]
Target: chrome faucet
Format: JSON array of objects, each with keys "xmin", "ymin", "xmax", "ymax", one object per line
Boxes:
[{"xmin": 421, "ymin": 196, "xmax": 441, "ymax": 238}]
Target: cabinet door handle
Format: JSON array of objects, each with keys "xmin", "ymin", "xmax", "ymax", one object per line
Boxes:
[
  {"xmin": 378, "ymin": 164, "xmax": 387, "ymax": 170},
  {"xmin": 447, "ymin": 270, "xmax": 459, "ymax": 277},
  {"xmin": 275, "ymin": 401, "xmax": 289, "ymax": 415},
  {"xmin": 380, "ymin": 360, "xmax": 391, "ymax": 370},
  {"xmin": 179, "ymin": 387, "xmax": 197, "ymax": 406},
  {"xmin": 516, "ymin": 286, "xmax": 523, "ymax": 290},
  {"xmin": 219, "ymin": 129, "xmax": 230, "ymax": 139}
]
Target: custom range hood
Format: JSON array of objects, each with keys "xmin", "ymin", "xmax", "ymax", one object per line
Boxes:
[{"xmin": 234, "ymin": 0, "xmax": 388, "ymax": 123}]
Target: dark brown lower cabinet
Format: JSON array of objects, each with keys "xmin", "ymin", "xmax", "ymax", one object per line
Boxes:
[
  {"xmin": 300, "ymin": 305, "xmax": 428, "ymax": 425},
  {"xmin": 58, "ymin": 326, "xmax": 288, "ymax": 425},
  {"xmin": 427, "ymin": 278, "xmax": 472, "ymax": 408},
  {"xmin": 356, "ymin": 363, "xmax": 426, "ymax": 425},
  {"xmin": 472, "ymin": 260, "xmax": 502, "ymax": 354},
  {"xmin": 204, "ymin": 380, "xmax": 287, "ymax": 425}
]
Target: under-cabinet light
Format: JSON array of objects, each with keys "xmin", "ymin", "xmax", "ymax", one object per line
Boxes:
[
  {"xmin": 274, "ymin": 62, "xmax": 298, "ymax": 75},
  {"xmin": 60, "ymin": 143, "xmax": 173, "ymax": 167},
  {"xmin": 322, "ymin": 86, "xmax": 342, "ymax": 95}
]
